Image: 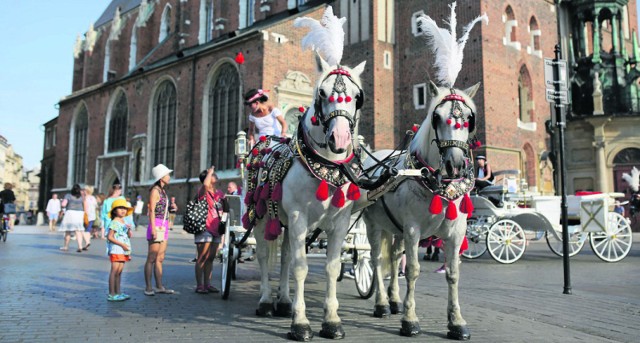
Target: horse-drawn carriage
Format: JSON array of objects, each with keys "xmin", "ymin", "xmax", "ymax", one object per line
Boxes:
[{"xmin": 463, "ymin": 170, "xmax": 633, "ymax": 263}]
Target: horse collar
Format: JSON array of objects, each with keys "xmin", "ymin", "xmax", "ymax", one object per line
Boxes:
[{"xmin": 406, "ymin": 151, "xmax": 475, "ymax": 201}]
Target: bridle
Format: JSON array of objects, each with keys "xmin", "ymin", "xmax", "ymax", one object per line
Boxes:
[
  {"xmin": 311, "ymin": 67, "xmax": 364, "ymax": 134},
  {"xmin": 431, "ymin": 89, "xmax": 476, "ymax": 158}
]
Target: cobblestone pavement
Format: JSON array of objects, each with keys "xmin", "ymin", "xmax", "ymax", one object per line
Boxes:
[{"xmin": 0, "ymin": 226, "xmax": 639, "ymax": 342}]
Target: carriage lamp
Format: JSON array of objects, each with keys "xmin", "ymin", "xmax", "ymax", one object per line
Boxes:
[{"xmin": 235, "ymin": 131, "xmax": 248, "ymax": 179}]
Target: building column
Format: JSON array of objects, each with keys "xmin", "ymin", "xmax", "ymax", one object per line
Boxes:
[{"xmin": 589, "ymin": 117, "xmax": 612, "ymax": 192}]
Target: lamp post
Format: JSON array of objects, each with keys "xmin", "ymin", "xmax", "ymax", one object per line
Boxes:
[{"xmin": 235, "ymin": 130, "xmax": 248, "ymax": 186}]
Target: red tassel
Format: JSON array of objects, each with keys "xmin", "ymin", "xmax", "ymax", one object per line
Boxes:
[
  {"xmin": 267, "ymin": 217, "xmax": 282, "ymax": 238},
  {"xmin": 429, "ymin": 195, "xmax": 443, "ymax": 215},
  {"xmin": 445, "ymin": 201, "xmax": 458, "ymax": 220},
  {"xmin": 346, "ymin": 183, "xmax": 360, "ymax": 201},
  {"xmin": 331, "ymin": 187, "xmax": 345, "ymax": 208},
  {"xmin": 460, "ymin": 193, "xmax": 474, "ymax": 215},
  {"xmin": 459, "ymin": 236, "xmax": 469, "ymax": 254},
  {"xmin": 242, "ymin": 212, "xmax": 251, "ymax": 229},
  {"xmin": 259, "ymin": 184, "xmax": 270, "ymax": 200},
  {"xmin": 259, "ymin": 136, "xmax": 267, "ymax": 142},
  {"xmin": 316, "ymin": 180, "xmax": 329, "ymax": 201},
  {"xmin": 272, "ymin": 182, "xmax": 283, "ymax": 201},
  {"xmin": 253, "ymin": 185, "xmax": 261, "ymax": 202},
  {"xmin": 256, "ymin": 200, "xmax": 267, "ymax": 217},
  {"xmin": 244, "ymin": 191, "xmax": 254, "ymax": 205}
]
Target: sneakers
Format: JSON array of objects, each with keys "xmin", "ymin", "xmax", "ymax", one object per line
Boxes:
[
  {"xmin": 107, "ymin": 294, "xmax": 127, "ymax": 302},
  {"xmin": 434, "ymin": 265, "xmax": 446, "ymax": 274},
  {"xmin": 398, "ymin": 272, "xmax": 405, "ymax": 279}
]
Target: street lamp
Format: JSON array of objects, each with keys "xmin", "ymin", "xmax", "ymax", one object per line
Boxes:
[{"xmin": 235, "ymin": 130, "xmax": 248, "ymax": 179}]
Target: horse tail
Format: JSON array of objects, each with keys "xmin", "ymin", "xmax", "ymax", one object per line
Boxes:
[{"xmin": 379, "ymin": 230, "xmax": 394, "ymax": 278}]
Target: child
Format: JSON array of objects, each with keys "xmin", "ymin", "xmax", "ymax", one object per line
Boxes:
[{"xmin": 106, "ymin": 199, "xmax": 133, "ymax": 301}]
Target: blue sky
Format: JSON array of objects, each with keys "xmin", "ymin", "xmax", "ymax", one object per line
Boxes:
[{"xmin": 0, "ymin": 1, "xmax": 109, "ymax": 170}]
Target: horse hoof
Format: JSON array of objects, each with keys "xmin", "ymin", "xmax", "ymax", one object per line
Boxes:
[
  {"xmin": 288, "ymin": 324, "xmax": 314, "ymax": 341},
  {"xmin": 373, "ymin": 305, "xmax": 391, "ymax": 318},
  {"xmin": 255, "ymin": 302, "xmax": 274, "ymax": 317},
  {"xmin": 319, "ymin": 322, "xmax": 345, "ymax": 340},
  {"xmin": 400, "ymin": 320, "xmax": 421, "ymax": 337},
  {"xmin": 447, "ymin": 325, "xmax": 470, "ymax": 340},
  {"xmin": 390, "ymin": 302, "xmax": 403, "ymax": 314},
  {"xmin": 275, "ymin": 302, "xmax": 293, "ymax": 317}
]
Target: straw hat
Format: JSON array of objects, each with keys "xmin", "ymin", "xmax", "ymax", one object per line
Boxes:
[
  {"xmin": 152, "ymin": 164, "xmax": 173, "ymax": 182},
  {"xmin": 110, "ymin": 198, "xmax": 134, "ymax": 218}
]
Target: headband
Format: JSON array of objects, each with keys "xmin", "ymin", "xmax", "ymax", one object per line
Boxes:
[{"xmin": 245, "ymin": 89, "xmax": 269, "ymax": 104}]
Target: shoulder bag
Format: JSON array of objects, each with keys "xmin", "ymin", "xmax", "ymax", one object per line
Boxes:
[{"xmin": 183, "ymin": 193, "xmax": 208, "ymax": 235}]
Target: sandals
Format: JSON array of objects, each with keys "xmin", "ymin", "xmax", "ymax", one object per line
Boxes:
[
  {"xmin": 144, "ymin": 290, "xmax": 155, "ymax": 296},
  {"xmin": 59, "ymin": 247, "xmax": 68, "ymax": 251},
  {"xmin": 195, "ymin": 286, "xmax": 208, "ymax": 294},
  {"xmin": 206, "ymin": 285, "xmax": 219, "ymax": 293},
  {"xmin": 107, "ymin": 294, "xmax": 126, "ymax": 302},
  {"xmin": 82, "ymin": 243, "xmax": 90, "ymax": 251},
  {"xmin": 155, "ymin": 288, "xmax": 174, "ymax": 294}
]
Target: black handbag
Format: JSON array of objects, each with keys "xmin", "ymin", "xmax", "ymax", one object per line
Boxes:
[{"xmin": 183, "ymin": 196, "xmax": 208, "ymax": 235}]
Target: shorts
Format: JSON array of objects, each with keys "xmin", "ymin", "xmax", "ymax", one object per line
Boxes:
[
  {"xmin": 110, "ymin": 254, "xmax": 131, "ymax": 262},
  {"xmin": 48, "ymin": 213, "xmax": 59, "ymax": 221},
  {"xmin": 147, "ymin": 218, "xmax": 169, "ymax": 241},
  {"xmin": 194, "ymin": 231, "xmax": 222, "ymax": 244},
  {"xmin": 85, "ymin": 220, "xmax": 94, "ymax": 233}
]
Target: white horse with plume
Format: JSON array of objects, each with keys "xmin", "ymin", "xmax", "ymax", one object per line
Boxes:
[
  {"xmin": 362, "ymin": 3, "xmax": 486, "ymax": 339},
  {"xmin": 241, "ymin": 6, "xmax": 366, "ymax": 341}
]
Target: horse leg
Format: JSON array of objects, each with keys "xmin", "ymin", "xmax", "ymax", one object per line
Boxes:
[
  {"xmin": 444, "ymin": 236, "xmax": 470, "ymax": 340},
  {"xmin": 318, "ymin": 228, "xmax": 347, "ymax": 339},
  {"xmin": 400, "ymin": 233, "xmax": 421, "ymax": 337},
  {"xmin": 254, "ymin": 225, "xmax": 274, "ymax": 317},
  {"xmin": 276, "ymin": 230, "xmax": 293, "ymax": 317},
  {"xmin": 287, "ymin": 217, "xmax": 313, "ymax": 341},
  {"xmin": 365, "ymin": 218, "xmax": 391, "ymax": 318},
  {"xmin": 388, "ymin": 237, "xmax": 404, "ymax": 315}
]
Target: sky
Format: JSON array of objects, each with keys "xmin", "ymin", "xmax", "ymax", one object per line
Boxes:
[{"xmin": 0, "ymin": 1, "xmax": 110, "ymax": 170}]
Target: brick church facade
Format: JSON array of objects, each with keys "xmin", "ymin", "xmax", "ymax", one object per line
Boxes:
[{"xmin": 39, "ymin": 0, "xmax": 640, "ymax": 215}]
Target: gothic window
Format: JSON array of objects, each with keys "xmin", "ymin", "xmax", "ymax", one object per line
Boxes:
[
  {"xmin": 159, "ymin": 4, "xmax": 172, "ymax": 42},
  {"xmin": 108, "ymin": 92, "xmax": 128, "ymax": 152},
  {"xmin": 208, "ymin": 63, "xmax": 241, "ymax": 170},
  {"xmin": 518, "ymin": 65, "xmax": 534, "ymax": 125},
  {"xmin": 240, "ymin": 0, "xmax": 256, "ymax": 29},
  {"xmin": 341, "ymin": 0, "xmax": 371, "ymax": 44},
  {"xmin": 529, "ymin": 17, "xmax": 541, "ymax": 57},
  {"xmin": 152, "ymin": 81, "xmax": 177, "ymax": 170},
  {"xmin": 133, "ymin": 147, "xmax": 143, "ymax": 182},
  {"xmin": 199, "ymin": 0, "xmax": 214, "ymax": 43},
  {"xmin": 129, "ymin": 25, "xmax": 137, "ymax": 70},
  {"xmin": 504, "ymin": 5, "xmax": 520, "ymax": 49},
  {"xmin": 72, "ymin": 105, "xmax": 88, "ymax": 184}
]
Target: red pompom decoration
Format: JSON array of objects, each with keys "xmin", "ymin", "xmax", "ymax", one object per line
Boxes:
[
  {"xmin": 446, "ymin": 119, "xmax": 452, "ymax": 125},
  {"xmin": 445, "ymin": 201, "xmax": 458, "ymax": 220},
  {"xmin": 411, "ymin": 124, "xmax": 419, "ymax": 133},
  {"xmin": 337, "ymin": 96, "xmax": 344, "ymax": 103},
  {"xmin": 256, "ymin": 199, "xmax": 267, "ymax": 217},
  {"xmin": 463, "ymin": 122, "xmax": 469, "ymax": 128},
  {"xmin": 259, "ymin": 184, "xmax": 270, "ymax": 200},
  {"xmin": 345, "ymin": 96, "xmax": 352, "ymax": 103},
  {"xmin": 265, "ymin": 217, "xmax": 282, "ymax": 240},
  {"xmin": 260, "ymin": 136, "xmax": 267, "ymax": 142},
  {"xmin": 242, "ymin": 212, "xmax": 251, "ymax": 229},
  {"xmin": 346, "ymin": 182, "xmax": 360, "ymax": 201},
  {"xmin": 328, "ymin": 96, "xmax": 335, "ymax": 103},
  {"xmin": 316, "ymin": 180, "xmax": 329, "ymax": 201},
  {"xmin": 311, "ymin": 116, "xmax": 319, "ymax": 126},
  {"xmin": 475, "ymin": 141, "xmax": 482, "ymax": 148},
  {"xmin": 235, "ymin": 52, "xmax": 245, "ymax": 65},
  {"xmin": 253, "ymin": 185, "xmax": 262, "ymax": 202},
  {"xmin": 429, "ymin": 195, "xmax": 443, "ymax": 215},
  {"xmin": 272, "ymin": 182, "xmax": 283, "ymax": 201},
  {"xmin": 455, "ymin": 123, "xmax": 461, "ymax": 129},
  {"xmin": 244, "ymin": 191, "xmax": 254, "ymax": 205},
  {"xmin": 252, "ymin": 148, "xmax": 259, "ymax": 156},
  {"xmin": 298, "ymin": 106, "xmax": 305, "ymax": 113},
  {"xmin": 331, "ymin": 186, "xmax": 345, "ymax": 208}
]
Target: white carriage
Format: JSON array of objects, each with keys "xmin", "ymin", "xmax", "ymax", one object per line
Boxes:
[{"xmin": 463, "ymin": 170, "xmax": 633, "ymax": 263}]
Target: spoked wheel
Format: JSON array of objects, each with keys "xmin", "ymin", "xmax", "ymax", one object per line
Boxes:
[
  {"xmin": 462, "ymin": 218, "xmax": 487, "ymax": 259},
  {"xmin": 546, "ymin": 229, "xmax": 585, "ymax": 257},
  {"xmin": 336, "ymin": 262, "xmax": 345, "ymax": 282},
  {"xmin": 486, "ymin": 219, "xmax": 526, "ymax": 264},
  {"xmin": 221, "ymin": 230, "xmax": 234, "ymax": 299},
  {"xmin": 589, "ymin": 212, "xmax": 633, "ymax": 262},
  {"xmin": 353, "ymin": 232, "xmax": 375, "ymax": 299}
]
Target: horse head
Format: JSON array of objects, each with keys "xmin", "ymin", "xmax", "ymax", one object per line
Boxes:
[
  {"xmin": 412, "ymin": 80, "xmax": 480, "ymax": 179},
  {"xmin": 305, "ymin": 53, "xmax": 366, "ymax": 155}
]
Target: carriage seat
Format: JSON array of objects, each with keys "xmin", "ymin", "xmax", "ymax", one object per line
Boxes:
[{"xmin": 476, "ymin": 185, "xmax": 505, "ymax": 208}]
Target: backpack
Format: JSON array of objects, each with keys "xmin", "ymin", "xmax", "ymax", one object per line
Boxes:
[{"xmin": 183, "ymin": 196, "xmax": 208, "ymax": 235}]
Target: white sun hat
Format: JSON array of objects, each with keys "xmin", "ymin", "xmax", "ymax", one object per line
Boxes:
[{"xmin": 152, "ymin": 164, "xmax": 173, "ymax": 182}]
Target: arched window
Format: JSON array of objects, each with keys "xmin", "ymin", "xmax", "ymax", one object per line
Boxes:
[
  {"xmin": 152, "ymin": 81, "xmax": 177, "ymax": 170},
  {"xmin": 529, "ymin": 17, "xmax": 541, "ymax": 57},
  {"xmin": 159, "ymin": 4, "xmax": 172, "ymax": 42},
  {"xmin": 518, "ymin": 65, "xmax": 534, "ymax": 124},
  {"xmin": 133, "ymin": 147, "xmax": 143, "ymax": 182},
  {"xmin": 129, "ymin": 25, "xmax": 137, "ymax": 70},
  {"xmin": 108, "ymin": 92, "xmax": 128, "ymax": 152},
  {"xmin": 614, "ymin": 148, "xmax": 640, "ymax": 164},
  {"xmin": 199, "ymin": 0, "xmax": 214, "ymax": 43},
  {"xmin": 72, "ymin": 105, "xmax": 89, "ymax": 184},
  {"xmin": 208, "ymin": 63, "xmax": 241, "ymax": 170},
  {"xmin": 103, "ymin": 41, "xmax": 111, "ymax": 82},
  {"xmin": 504, "ymin": 5, "xmax": 520, "ymax": 49}
]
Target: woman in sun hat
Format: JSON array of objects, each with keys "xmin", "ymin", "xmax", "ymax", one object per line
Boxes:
[{"xmin": 144, "ymin": 164, "xmax": 177, "ymax": 296}]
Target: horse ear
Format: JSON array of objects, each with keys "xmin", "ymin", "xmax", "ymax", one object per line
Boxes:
[
  {"xmin": 351, "ymin": 60, "xmax": 366, "ymax": 78},
  {"xmin": 428, "ymin": 80, "xmax": 440, "ymax": 97},
  {"xmin": 463, "ymin": 82, "xmax": 481, "ymax": 98},
  {"xmin": 315, "ymin": 52, "xmax": 331, "ymax": 73}
]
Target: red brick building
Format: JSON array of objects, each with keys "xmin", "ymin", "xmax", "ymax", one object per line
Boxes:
[{"xmin": 41, "ymin": 0, "xmax": 640, "ymax": 212}]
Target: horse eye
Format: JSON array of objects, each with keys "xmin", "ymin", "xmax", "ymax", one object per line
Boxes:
[{"xmin": 318, "ymin": 89, "xmax": 327, "ymax": 98}]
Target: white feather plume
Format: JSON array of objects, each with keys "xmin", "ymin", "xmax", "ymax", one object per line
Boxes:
[
  {"xmin": 416, "ymin": 2, "xmax": 488, "ymax": 87},
  {"xmin": 293, "ymin": 6, "xmax": 346, "ymax": 66},
  {"xmin": 622, "ymin": 166, "xmax": 640, "ymax": 192}
]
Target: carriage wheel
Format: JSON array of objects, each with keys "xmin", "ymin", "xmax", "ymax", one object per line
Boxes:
[
  {"xmin": 353, "ymin": 232, "xmax": 375, "ymax": 299},
  {"xmin": 221, "ymin": 230, "xmax": 233, "ymax": 299},
  {"xmin": 545, "ymin": 229, "xmax": 585, "ymax": 257},
  {"xmin": 336, "ymin": 262, "xmax": 345, "ymax": 282},
  {"xmin": 486, "ymin": 219, "xmax": 526, "ymax": 264},
  {"xmin": 589, "ymin": 212, "xmax": 633, "ymax": 262},
  {"xmin": 462, "ymin": 218, "xmax": 487, "ymax": 259}
]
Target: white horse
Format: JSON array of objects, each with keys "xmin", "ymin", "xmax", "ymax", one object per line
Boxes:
[
  {"xmin": 362, "ymin": 81, "xmax": 479, "ymax": 340},
  {"xmin": 242, "ymin": 52, "xmax": 366, "ymax": 341}
]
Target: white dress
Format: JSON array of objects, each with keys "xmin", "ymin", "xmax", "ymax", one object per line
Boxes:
[{"xmin": 249, "ymin": 108, "xmax": 283, "ymax": 141}]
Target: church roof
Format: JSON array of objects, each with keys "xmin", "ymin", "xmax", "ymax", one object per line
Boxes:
[{"xmin": 94, "ymin": 0, "xmax": 141, "ymax": 28}]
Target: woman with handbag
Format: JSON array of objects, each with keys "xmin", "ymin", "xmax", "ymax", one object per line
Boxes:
[
  {"xmin": 144, "ymin": 164, "xmax": 176, "ymax": 296},
  {"xmin": 59, "ymin": 184, "xmax": 86, "ymax": 252},
  {"xmin": 193, "ymin": 167, "xmax": 226, "ymax": 294},
  {"xmin": 82, "ymin": 185, "xmax": 98, "ymax": 250}
]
